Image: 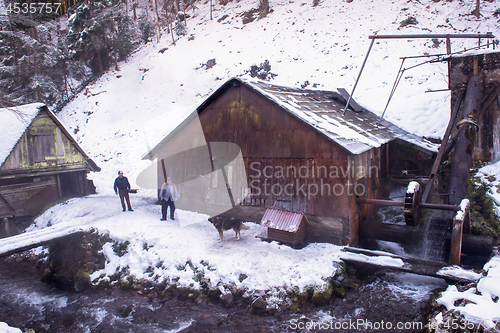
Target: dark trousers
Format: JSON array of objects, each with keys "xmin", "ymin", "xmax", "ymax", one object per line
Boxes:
[
  {"xmin": 119, "ymin": 190, "xmax": 132, "ymax": 210},
  {"xmin": 161, "ymin": 198, "xmax": 175, "ymax": 219}
]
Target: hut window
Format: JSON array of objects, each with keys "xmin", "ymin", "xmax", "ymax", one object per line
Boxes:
[{"xmin": 30, "ymin": 128, "xmax": 56, "ymax": 162}]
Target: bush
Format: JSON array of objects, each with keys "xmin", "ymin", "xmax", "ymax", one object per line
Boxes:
[
  {"xmin": 466, "ymin": 166, "xmax": 500, "ymax": 238},
  {"xmin": 175, "ymin": 22, "xmax": 187, "ymax": 36},
  {"xmin": 400, "ymin": 16, "xmax": 418, "ymax": 28},
  {"xmin": 246, "ymin": 60, "xmax": 277, "ymax": 80},
  {"xmin": 242, "ymin": 8, "xmax": 259, "ymax": 24}
]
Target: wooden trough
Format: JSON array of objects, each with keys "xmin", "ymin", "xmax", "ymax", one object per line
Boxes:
[{"xmin": 260, "ymin": 208, "xmax": 308, "ymax": 247}]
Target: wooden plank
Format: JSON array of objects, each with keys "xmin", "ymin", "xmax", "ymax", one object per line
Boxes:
[
  {"xmin": 0, "ymin": 192, "xmax": 15, "ymax": 212},
  {"xmin": 337, "ymin": 88, "xmax": 363, "ymax": 112},
  {"xmin": 0, "ymin": 226, "xmax": 86, "ymax": 258},
  {"xmin": 342, "ymin": 247, "xmax": 477, "ymax": 283},
  {"xmin": 449, "ymin": 213, "xmax": 463, "ymax": 265}
]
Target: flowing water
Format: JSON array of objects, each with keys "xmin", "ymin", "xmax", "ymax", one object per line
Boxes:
[
  {"xmin": 288, "ymin": 271, "xmax": 447, "ymax": 333},
  {"xmin": 0, "ymin": 257, "xmax": 448, "ymax": 333}
]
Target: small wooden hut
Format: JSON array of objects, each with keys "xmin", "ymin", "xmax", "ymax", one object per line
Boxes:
[
  {"xmin": 0, "ymin": 103, "xmax": 100, "ymax": 221},
  {"xmin": 260, "ymin": 207, "xmax": 308, "ymax": 246}
]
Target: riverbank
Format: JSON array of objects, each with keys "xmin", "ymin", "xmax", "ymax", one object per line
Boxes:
[
  {"xmin": 2, "ymin": 193, "xmax": 498, "ymax": 332},
  {"xmin": 1, "ymin": 256, "xmax": 447, "ymax": 333}
]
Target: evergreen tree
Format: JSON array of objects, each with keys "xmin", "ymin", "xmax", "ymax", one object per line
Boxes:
[
  {"xmin": 0, "ymin": 18, "xmax": 63, "ymax": 105},
  {"xmin": 66, "ymin": 1, "xmax": 134, "ymax": 75}
]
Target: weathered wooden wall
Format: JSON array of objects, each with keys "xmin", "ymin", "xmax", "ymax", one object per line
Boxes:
[
  {"xmin": 198, "ymin": 84, "xmax": 356, "ymax": 244},
  {"xmin": 0, "ymin": 176, "xmax": 57, "ymax": 217}
]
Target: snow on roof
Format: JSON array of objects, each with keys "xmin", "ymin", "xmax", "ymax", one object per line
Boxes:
[
  {"xmin": 146, "ymin": 78, "xmax": 438, "ymax": 159},
  {"xmin": 245, "ymin": 78, "xmax": 438, "ymax": 154},
  {"xmin": 260, "ymin": 208, "xmax": 306, "ymax": 233},
  {"xmin": 0, "ymin": 103, "xmax": 44, "ymax": 166}
]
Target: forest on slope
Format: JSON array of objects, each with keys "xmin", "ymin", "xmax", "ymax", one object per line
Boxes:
[
  {"xmin": 0, "ymin": 0, "xmax": 196, "ymax": 109},
  {"xmin": 2, "ymin": 0, "xmax": 498, "ymax": 111}
]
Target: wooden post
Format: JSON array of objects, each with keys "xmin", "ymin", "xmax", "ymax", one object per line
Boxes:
[
  {"xmin": 160, "ymin": 159, "xmax": 167, "ymax": 182},
  {"xmin": 2, "ymin": 218, "xmax": 9, "ymax": 237},
  {"xmin": 449, "ymin": 209, "xmax": 464, "ymax": 265},
  {"xmin": 170, "ymin": 23, "xmax": 176, "ymax": 45},
  {"xmin": 56, "ymin": 174, "xmax": 63, "ymax": 198},
  {"xmin": 220, "ymin": 166, "xmax": 236, "ymax": 208}
]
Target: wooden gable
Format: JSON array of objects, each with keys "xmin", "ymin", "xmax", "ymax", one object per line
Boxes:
[{"xmin": 0, "ymin": 106, "xmax": 99, "ymax": 176}]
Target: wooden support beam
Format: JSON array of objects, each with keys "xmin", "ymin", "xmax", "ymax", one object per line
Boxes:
[
  {"xmin": 369, "ymin": 33, "xmax": 495, "ymax": 39},
  {"xmin": 342, "ymin": 247, "xmax": 477, "ymax": 283},
  {"xmin": 461, "ymin": 233, "xmax": 493, "ymax": 256},
  {"xmin": 220, "ymin": 166, "xmax": 235, "ymax": 208},
  {"xmin": 0, "ymin": 229, "xmax": 85, "ymax": 258},
  {"xmin": 2, "ymin": 218, "xmax": 9, "ymax": 237},
  {"xmin": 448, "ymin": 75, "xmax": 482, "ymax": 205},
  {"xmin": 160, "ymin": 159, "xmax": 167, "ymax": 183}
]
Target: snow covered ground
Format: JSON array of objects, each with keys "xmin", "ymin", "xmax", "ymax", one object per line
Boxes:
[
  {"xmin": 4, "ymin": 0, "xmax": 500, "ymax": 330},
  {"xmin": 28, "ymin": 194, "xmax": 346, "ymax": 293},
  {"xmin": 435, "ymin": 253, "xmax": 500, "ymax": 329}
]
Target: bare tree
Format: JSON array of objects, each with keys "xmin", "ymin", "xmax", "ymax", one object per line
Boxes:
[
  {"xmin": 473, "ymin": 0, "xmax": 480, "ymax": 18},
  {"xmin": 151, "ymin": 0, "xmax": 161, "ymax": 43}
]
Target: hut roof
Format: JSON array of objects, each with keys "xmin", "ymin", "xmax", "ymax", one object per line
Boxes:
[
  {"xmin": 144, "ymin": 78, "xmax": 437, "ymax": 159},
  {"xmin": 0, "ymin": 103, "xmax": 43, "ymax": 166},
  {"xmin": 246, "ymin": 79, "xmax": 437, "ymax": 154},
  {"xmin": 260, "ymin": 208, "xmax": 307, "ymax": 233},
  {"xmin": 0, "ymin": 104, "xmax": 100, "ymax": 172}
]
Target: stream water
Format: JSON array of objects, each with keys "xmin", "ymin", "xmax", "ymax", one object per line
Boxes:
[{"xmin": 0, "ymin": 257, "xmax": 448, "ymax": 333}]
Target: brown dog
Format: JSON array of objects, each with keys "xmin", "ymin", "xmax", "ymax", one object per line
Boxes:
[{"xmin": 208, "ymin": 216, "xmax": 250, "ymax": 242}]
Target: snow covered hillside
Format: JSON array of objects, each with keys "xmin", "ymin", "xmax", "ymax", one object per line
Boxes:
[{"xmin": 56, "ymin": 0, "xmax": 500, "ymax": 192}]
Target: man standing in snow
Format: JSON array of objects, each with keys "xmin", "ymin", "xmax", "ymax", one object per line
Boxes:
[
  {"xmin": 114, "ymin": 171, "xmax": 134, "ymax": 212},
  {"xmin": 160, "ymin": 177, "xmax": 179, "ymax": 220}
]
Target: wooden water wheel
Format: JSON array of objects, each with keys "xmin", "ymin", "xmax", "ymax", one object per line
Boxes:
[{"xmin": 403, "ymin": 182, "xmax": 422, "ymax": 226}]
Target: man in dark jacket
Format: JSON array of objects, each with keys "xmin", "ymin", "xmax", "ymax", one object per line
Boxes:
[{"xmin": 114, "ymin": 171, "xmax": 133, "ymax": 212}]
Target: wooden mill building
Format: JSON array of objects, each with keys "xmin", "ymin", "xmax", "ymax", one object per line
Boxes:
[
  {"xmin": 0, "ymin": 103, "xmax": 100, "ymax": 221},
  {"xmin": 143, "ymin": 78, "xmax": 437, "ymax": 246}
]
